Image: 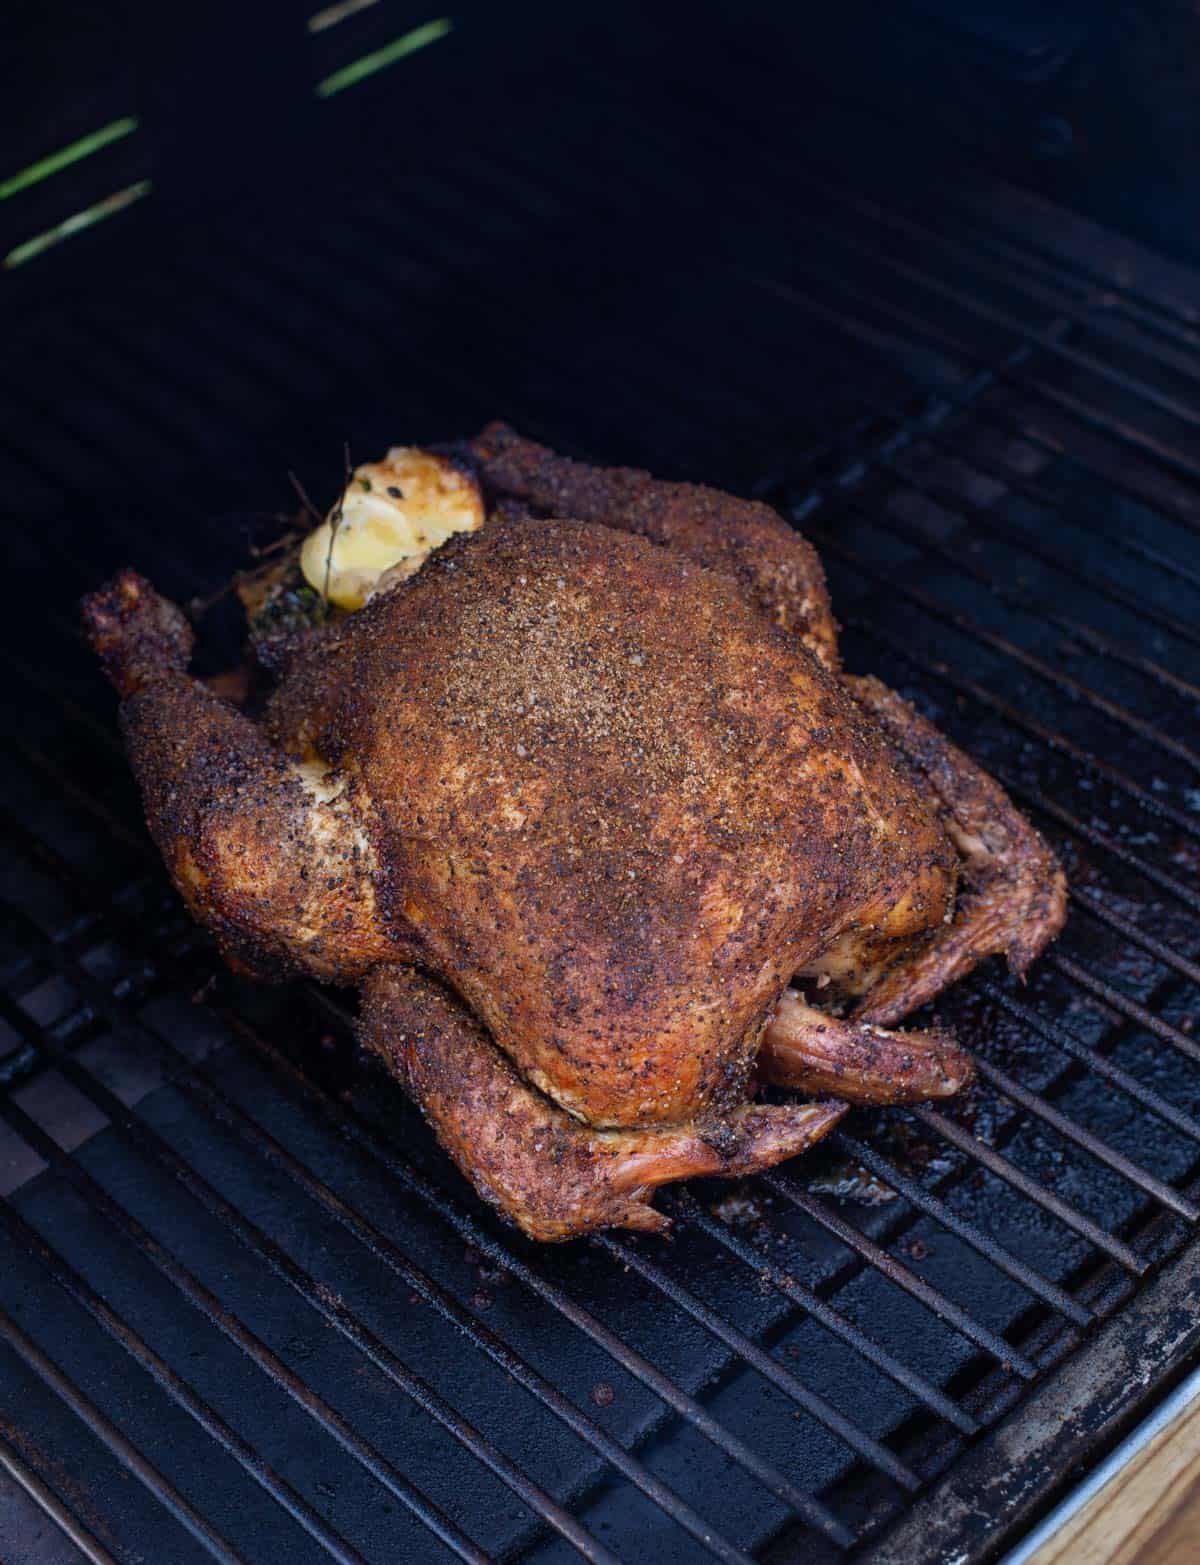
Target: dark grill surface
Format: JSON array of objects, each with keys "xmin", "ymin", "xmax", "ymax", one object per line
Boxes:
[{"xmin": 3, "ymin": 23, "xmax": 1200, "ymax": 1565}]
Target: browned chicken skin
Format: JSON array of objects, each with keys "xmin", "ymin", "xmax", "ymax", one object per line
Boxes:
[
  {"xmin": 470, "ymin": 422, "xmax": 840, "ymax": 671},
  {"xmin": 81, "ymin": 428, "xmax": 1066, "ymax": 1241}
]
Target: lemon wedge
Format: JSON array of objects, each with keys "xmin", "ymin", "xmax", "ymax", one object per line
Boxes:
[{"xmin": 300, "ymin": 447, "xmax": 484, "ymax": 609}]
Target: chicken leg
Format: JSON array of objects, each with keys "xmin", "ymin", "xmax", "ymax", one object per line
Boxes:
[
  {"xmin": 361, "ymin": 965, "xmax": 848, "ymax": 1241},
  {"xmin": 759, "ymin": 989, "xmax": 974, "ymax": 1103}
]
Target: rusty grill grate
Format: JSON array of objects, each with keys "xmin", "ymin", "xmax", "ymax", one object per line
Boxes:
[{"xmin": 2, "ymin": 35, "xmax": 1200, "ymax": 1565}]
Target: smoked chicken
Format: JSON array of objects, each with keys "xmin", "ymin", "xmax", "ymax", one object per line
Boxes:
[{"xmin": 81, "ymin": 425, "xmax": 1066, "ymax": 1240}]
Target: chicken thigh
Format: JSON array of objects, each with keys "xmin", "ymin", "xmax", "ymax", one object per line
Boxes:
[{"xmin": 82, "ymin": 431, "xmax": 1065, "ymax": 1240}]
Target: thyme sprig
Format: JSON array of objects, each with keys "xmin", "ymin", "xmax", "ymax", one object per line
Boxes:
[
  {"xmin": 287, "ymin": 470, "xmax": 325, "ymax": 529},
  {"xmin": 323, "ymin": 440, "xmax": 353, "ymax": 608}
]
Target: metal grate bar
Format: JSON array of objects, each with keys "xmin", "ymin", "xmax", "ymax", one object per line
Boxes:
[
  {"xmin": 214, "ymin": 221, "xmax": 687, "ymax": 462},
  {"xmin": 781, "ymin": 211, "xmax": 1200, "ymax": 434},
  {"xmin": 910, "ymin": 1108, "xmax": 1147, "ymax": 1274},
  {"xmin": 264, "ymin": 1081, "xmax": 860, "ymax": 1546},
  {"xmin": 295, "ymin": 1013, "xmax": 971, "ymax": 1477},
  {"xmin": 242, "ymin": 133, "xmax": 1200, "ymax": 671},
  {"xmin": 270, "ymin": 992, "xmax": 861, "ymax": 1548},
  {"xmin": 69, "ymin": 306, "xmax": 316, "ymax": 483},
  {"xmin": 0, "ymin": 348, "xmax": 212, "ymax": 519},
  {"xmin": 0, "ymin": 989, "xmax": 504, "ymax": 1565},
  {"xmin": 11, "ymin": 731, "xmax": 149, "ymax": 859},
  {"xmin": 835, "ymin": 501, "xmax": 1200, "ymax": 771},
  {"xmin": 353, "ymin": 159, "xmax": 815, "ymax": 456},
  {"xmin": 1070, "ymin": 891, "xmax": 1200, "ymax": 989},
  {"xmin": 316, "ymin": 1133, "xmax": 859, "ymax": 1544},
  {"xmin": 918, "ymin": 185, "xmax": 1200, "ymax": 339},
  {"xmin": 843, "ymin": 464, "xmax": 1200, "ymax": 676},
  {"xmin": 832, "ymin": 1136, "xmax": 1092, "ymax": 1326},
  {"xmin": 980, "ymin": 982, "xmax": 1200, "ymax": 1146},
  {"xmin": 0, "ymin": 372, "xmax": 201, "ymax": 530},
  {"xmin": 673, "ymin": 1190, "xmax": 999, "ymax": 1414},
  {"xmin": 602, "ymin": 39, "xmax": 1200, "ymax": 346},
  {"xmin": 757, "ymin": 1175, "xmax": 1042, "ymax": 1370},
  {"xmin": 1050, "ymin": 955, "xmax": 1200, "ymax": 1068},
  {"xmin": 839, "ymin": 612, "xmax": 1200, "ymax": 855},
  {"xmin": 592, "ymin": 1233, "xmax": 919, "ymax": 1492},
  {"xmin": 772, "ymin": 162, "xmax": 1200, "ymax": 386},
  {"xmin": 0, "ymin": 1306, "xmax": 247, "ymax": 1565},
  {"xmin": 0, "ymin": 1139, "xmax": 374, "ymax": 1565},
  {"xmin": 57, "ymin": 314, "xmax": 244, "ymax": 470},
  {"xmin": 642, "ymin": 258, "xmax": 1200, "ymax": 681},
  {"xmin": 176, "ymin": 1036, "xmax": 756, "ymax": 1565},
  {"xmin": 494, "ymin": 67, "xmax": 1200, "ymax": 626},
  {"xmin": 856, "ymin": 392, "xmax": 1200, "ymax": 593},
  {"xmin": 208, "ymin": 1020, "xmax": 912, "ymax": 1505},
  {"xmin": 760, "ymin": 161, "xmax": 1200, "ymax": 399},
  {"xmin": 933, "ymin": 202, "xmax": 1199, "ymax": 339},
  {"xmin": 538, "ymin": 114, "xmax": 1145, "ymax": 478},
  {"xmin": 328, "ymin": 197, "xmax": 718, "ymax": 458},
  {"xmin": 589, "ymin": 56, "xmax": 1194, "ymax": 351},
  {"xmin": 748, "ymin": 267, "xmax": 1200, "ymax": 490},
  {"xmin": 253, "ymin": 111, "xmax": 1200, "ymax": 563},
  {"xmin": 76, "ymin": 276, "xmax": 327, "ymax": 443},
  {"xmin": 871, "ymin": 519, "xmax": 1197, "ymax": 721},
  {"xmin": 875, "ymin": 939, "xmax": 1198, "ymax": 1250},
  {"xmin": 0, "ymin": 1428, "xmax": 121, "ymax": 1565},
  {"xmin": 0, "ymin": 937, "xmax": 729, "ymax": 1565},
  {"xmin": 807, "ymin": 524, "xmax": 1200, "ymax": 774},
  {"xmin": 999, "ymin": 773, "xmax": 1200, "ymax": 916},
  {"xmin": 841, "ymin": 365, "xmax": 1200, "ymax": 548},
  {"xmin": 964, "ymin": 1058, "xmax": 1199, "ymax": 1223}
]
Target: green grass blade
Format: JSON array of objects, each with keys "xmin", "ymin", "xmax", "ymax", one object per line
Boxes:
[
  {"xmin": 1, "ymin": 118, "xmax": 139, "ymax": 203},
  {"xmin": 315, "ymin": 17, "xmax": 451, "ymax": 98}
]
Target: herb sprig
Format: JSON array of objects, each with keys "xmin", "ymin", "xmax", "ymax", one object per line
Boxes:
[{"xmin": 324, "ymin": 441, "xmax": 354, "ymax": 608}]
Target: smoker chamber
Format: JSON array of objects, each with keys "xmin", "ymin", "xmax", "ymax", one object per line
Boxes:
[{"xmin": 2, "ymin": 8, "xmax": 1200, "ymax": 1564}]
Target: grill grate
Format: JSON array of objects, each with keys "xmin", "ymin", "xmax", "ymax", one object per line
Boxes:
[{"xmin": 2, "ymin": 39, "xmax": 1200, "ymax": 1565}]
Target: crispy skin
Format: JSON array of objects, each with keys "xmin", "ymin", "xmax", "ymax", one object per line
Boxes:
[
  {"xmin": 761, "ymin": 990, "xmax": 974, "ymax": 1104},
  {"xmin": 470, "ymin": 423, "xmax": 840, "ymax": 670},
  {"xmin": 362, "ymin": 965, "xmax": 847, "ymax": 1241},
  {"xmin": 847, "ymin": 677, "xmax": 1068, "ymax": 1025},
  {"xmin": 81, "ymin": 572, "xmax": 407, "ymax": 982},
  {"xmin": 274, "ymin": 519, "xmax": 954, "ymax": 1128}
]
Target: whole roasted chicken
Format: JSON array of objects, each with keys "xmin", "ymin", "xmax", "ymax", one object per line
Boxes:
[{"xmin": 82, "ymin": 425, "xmax": 1066, "ymax": 1240}]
